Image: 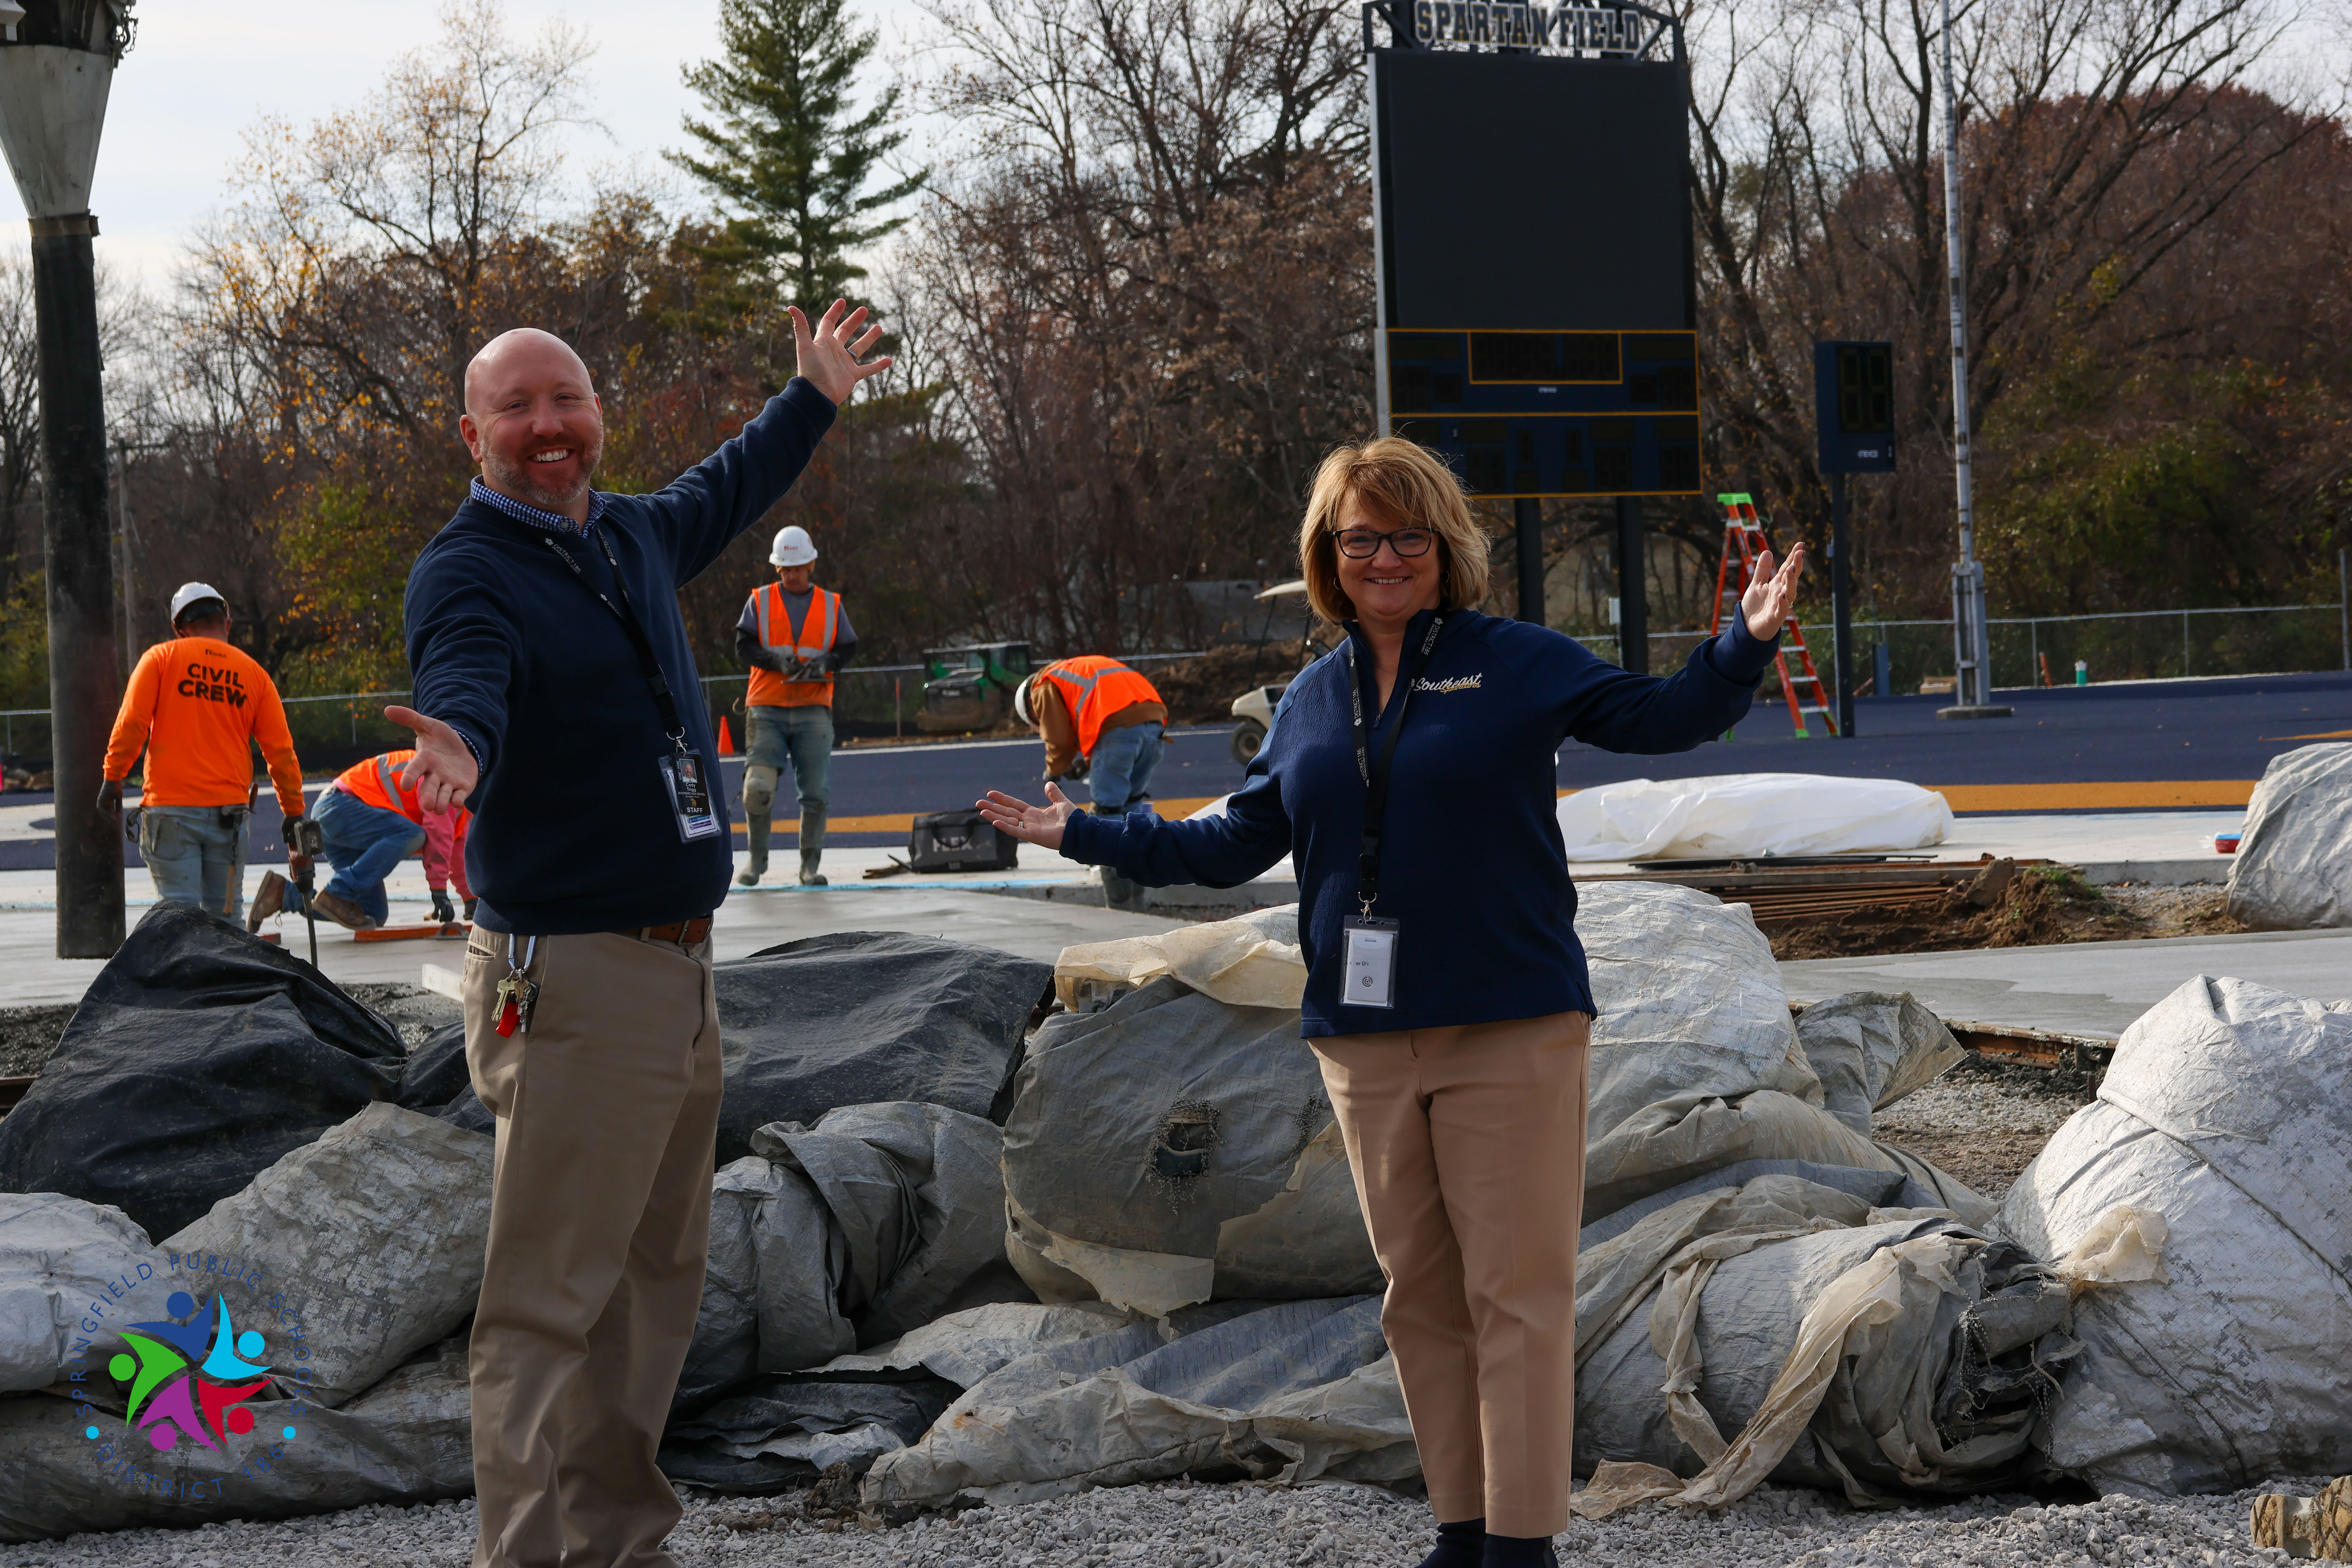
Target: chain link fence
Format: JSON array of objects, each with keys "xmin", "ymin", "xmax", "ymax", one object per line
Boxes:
[
  {"xmin": 0, "ymin": 651, "xmax": 1219, "ymax": 771},
  {"xmin": 1572, "ymin": 598, "xmax": 2352, "ymax": 695}
]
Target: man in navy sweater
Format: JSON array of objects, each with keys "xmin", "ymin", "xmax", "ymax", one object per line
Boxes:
[{"xmin": 389, "ymin": 303, "xmax": 887, "ymax": 1568}]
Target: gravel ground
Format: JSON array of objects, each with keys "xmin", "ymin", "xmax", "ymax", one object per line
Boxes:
[
  {"xmin": 2101, "ymin": 882, "xmax": 2245, "ymax": 939},
  {"xmin": 0, "ymin": 1005, "xmax": 76, "ymax": 1079},
  {"xmin": 1872, "ymin": 1053, "xmax": 2098, "ymax": 1199},
  {"xmin": 0, "ymin": 1474, "xmax": 2319, "ymax": 1567}
]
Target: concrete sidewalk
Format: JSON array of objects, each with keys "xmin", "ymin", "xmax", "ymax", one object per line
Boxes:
[
  {"xmin": 1779, "ymin": 926, "xmax": 2352, "ymax": 1040},
  {"xmin": 0, "ymin": 861, "xmax": 1183, "ymax": 1007}
]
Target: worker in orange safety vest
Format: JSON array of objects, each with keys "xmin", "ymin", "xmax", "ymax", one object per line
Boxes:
[
  {"xmin": 1014, "ymin": 655, "xmax": 1167, "ymax": 909},
  {"xmin": 101, "ymin": 582, "xmax": 307, "ymax": 923},
  {"xmin": 247, "ymin": 748, "xmax": 472, "ymax": 932},
  {"xmin": 732, "ymin": 524, "xmax": 857, "ymax": 887}
]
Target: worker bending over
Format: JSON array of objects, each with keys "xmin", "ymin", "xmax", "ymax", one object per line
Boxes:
[
  {"xmin": 1014, "ymin": 655, "xmax": 1166, "ymax": 908},
  {"xmin": 247, "ymin": 748, "xmax": 472, "ymax": 932},
  {"xmin": 733, "ymin": 524, "xmax": 856, "ymax": 887},
  {"xmin": 101, "ymin": 583, "xmax": 306, "ymax": 923}
]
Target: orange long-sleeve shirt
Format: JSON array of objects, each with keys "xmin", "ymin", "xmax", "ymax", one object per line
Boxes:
[{"xmin": 104, "ymin": 635, "xmax": 305, "ymax": 816}]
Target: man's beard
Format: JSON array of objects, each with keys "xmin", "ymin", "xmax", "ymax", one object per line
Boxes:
[{"xmin": 486, "ymin": 431, "xmax": 603, "ymax": 513}]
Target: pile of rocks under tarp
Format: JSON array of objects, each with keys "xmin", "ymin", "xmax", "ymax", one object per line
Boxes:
[{"xmin": 0, "ymin": 891, "xmax": 2346, "ymax": 1544}]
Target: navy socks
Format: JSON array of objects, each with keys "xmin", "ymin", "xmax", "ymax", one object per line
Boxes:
[
  {"xmin": 1417, "ymin": 1517, "xmax": 1485, "ymax": 1568},
  {"xmin": 1480, "ymin": 1533, "xmax": 1558, "ymax": 1568}
]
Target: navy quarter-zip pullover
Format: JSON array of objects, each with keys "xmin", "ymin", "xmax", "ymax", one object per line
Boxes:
[
  {"xmin": 1059, "ymin": 609, "xmax": 1780, "ymax": 1035},
  {"xmin": 405, "ymin": 378, "xmax": 836, "ymax": 934}
]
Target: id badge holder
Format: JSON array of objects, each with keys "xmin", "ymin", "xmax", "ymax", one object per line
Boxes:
[
  {"xmin": 660, "ymin": 751, "xmax": 723, "ymax": 843},
  {"xmin": 1342, "ymin": 915, "xmax": 1401, "ymax": 1009}
]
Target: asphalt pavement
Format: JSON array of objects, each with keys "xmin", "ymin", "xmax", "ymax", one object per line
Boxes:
[{"xmin": 3, "ymin": 669, "xmax": 2345, "ymax": 864}]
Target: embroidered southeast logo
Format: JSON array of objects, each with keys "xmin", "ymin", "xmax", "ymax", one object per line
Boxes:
[
  {"xmin": 96, "ymin": 1290, "xmax": 281, "ymax": 1453},
  {"xmin": 1414, "ymin": 673, "xmax": 1483, "ymax": 693}
]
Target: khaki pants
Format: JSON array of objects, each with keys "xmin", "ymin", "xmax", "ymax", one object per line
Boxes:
[
  {"xmin": 1310, "ymin": 1010, "xmax": 1592, "ymax": 1539},
  {"xmin": 463, "ymin": 930, "xmax": 723, "ymax": 1568}
]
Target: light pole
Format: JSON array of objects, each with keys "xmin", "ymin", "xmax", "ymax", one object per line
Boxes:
[
  {"xmin": 0, "ymin": 0, "xmax": 133, "ymax": 956},
  {"xmin": 1937, "ymin": 0, "xmax": 2009, "ymax": 720}
]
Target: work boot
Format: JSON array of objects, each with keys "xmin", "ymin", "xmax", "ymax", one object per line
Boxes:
[
  {"xmin": 737, "ymin": 814, "xmax": 770, "ymax": 887},
  {"xmin": 1099, "ymin": 866, "xmax": 1150, "ymax": 913},
  {"xmin": 246, "ymin": 870, "xmax": 289, "ymax": 933},
  {"xmin": 308, "ymin": 888, "xmax": 377, "ymax": 931},
  {"xmin": 798, "ymin": 809, "xmax": 829, "ymax": 887}
]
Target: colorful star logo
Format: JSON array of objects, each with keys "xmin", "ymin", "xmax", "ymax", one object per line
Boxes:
[{"xmin": 100, "ymin": 1290, "xmax": 280, "ymax": 1453}]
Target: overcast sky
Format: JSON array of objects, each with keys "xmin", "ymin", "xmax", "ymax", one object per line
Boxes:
[{"xmin": 51, "ymin": 0, "xmax": 934, "ymax": 288}]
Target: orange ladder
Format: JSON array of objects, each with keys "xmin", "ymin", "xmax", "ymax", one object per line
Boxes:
[{"xmin": 1711, "ymin": 493, "xmax": 1838, "ymax": 737}]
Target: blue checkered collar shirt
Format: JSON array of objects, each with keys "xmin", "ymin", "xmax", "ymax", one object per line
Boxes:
[{"xmin": 468, "ymin": 475, "xmax": 610, "ymax": 535}]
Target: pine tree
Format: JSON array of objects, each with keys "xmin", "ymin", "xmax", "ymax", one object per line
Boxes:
[{"xmin": 670, "ymin": 0, "xmax": 925, "ymax": 312}]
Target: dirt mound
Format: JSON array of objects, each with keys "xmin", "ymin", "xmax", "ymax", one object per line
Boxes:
[{"xmin": 1765, "ymin": 865, "xmax": 2153, "ymax": 960}]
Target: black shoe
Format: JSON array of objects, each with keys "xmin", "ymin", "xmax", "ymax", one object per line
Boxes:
[
  {"xmin": 1418, "ymin": 1518, "xmax": 1484, "ymax": 1568},
  {"xmin": 1480, "ymin": 1535, "xmax": 1557, "ymax": 1568}
]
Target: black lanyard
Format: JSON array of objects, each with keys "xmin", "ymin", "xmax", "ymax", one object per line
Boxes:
[
  {"xmin": 541, "ymin": 530, "xmax": 690, "ymax": 752},
  {"xmin": 1344, "ymin": 614, "xmax": 1444, "ymax": 913}
]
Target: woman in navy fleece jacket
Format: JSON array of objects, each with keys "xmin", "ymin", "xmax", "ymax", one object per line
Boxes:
[{"xmin": 979, "ymin": 439, "xmax": 1803, "ymax": 1568}]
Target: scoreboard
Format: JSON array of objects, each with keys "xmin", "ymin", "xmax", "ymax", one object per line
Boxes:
[{"xmin": 1371, "ymin": 39, "xmax": 1699, "ymax": 499}]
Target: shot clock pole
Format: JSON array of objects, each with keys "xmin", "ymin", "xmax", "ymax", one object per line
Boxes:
[
  {"xmin": 1830, "ymin": 472, "xmax": 1854, "ymax": 736},
  {"xmin": 0, "ymin": 0, "xmax": 134, "ymax": 957}
]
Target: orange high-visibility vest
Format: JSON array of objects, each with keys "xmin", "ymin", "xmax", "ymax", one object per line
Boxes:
[
  {"xmin": 1036, "ymin": 656, "xmax": 1162, "ymax": 756},
  {"xmin": 337, "ymin": 750, "xmax": 431, "ymax": 821},
  {"xmin": 746, "ymin": 583, "xmax": 841, "ymax": 709},
  {"xmin": 333, "ymin": 749, "xmax": 468, "ymax": 885}
]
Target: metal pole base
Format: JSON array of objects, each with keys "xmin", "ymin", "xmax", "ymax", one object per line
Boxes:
[{"xmin": 1936, "ymin": 704, "xmax": 2015, "ymax": 720}]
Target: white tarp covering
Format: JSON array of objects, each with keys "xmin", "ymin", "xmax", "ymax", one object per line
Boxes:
[
  {"xmin": 1555, "ymin": 774, "xmax": 1952, "ymax": 862},
  {"xmin": 2224, "ymin": 742, "xmax": 2352, "ymax": 930},
  {"xmin": 1999, "ymin": 975, "xmax": 2352, "ymax": 1495},
  {"xmin": 0, "ymin": 1193, "xmax": 157, "ymax": 1396}
]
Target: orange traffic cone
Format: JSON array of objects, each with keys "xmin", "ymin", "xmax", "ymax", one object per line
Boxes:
[{"xmin": 717, "ymin": 716, "xmax": 736, "ymax": 755}]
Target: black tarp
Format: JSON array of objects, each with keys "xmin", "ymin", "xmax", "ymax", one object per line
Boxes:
[
  {"xmin": 711, "ymin": 932, "xmax": 1051, "ymax": 1165},
  {"xmin": 0, "ymin": 903, "xmax": 403, "ymax": 1239},
  {"xmin": 395, "ymin": 1022, "xmax": 493, "ymax": 1134}
]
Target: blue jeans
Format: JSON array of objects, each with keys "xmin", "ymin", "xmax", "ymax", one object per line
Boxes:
[
  {"xmin": 287, "ymin": 786, "xmax": 423, "ymax": 926},
  {"xmin": 1088, "ymin": 721, "xmax": 1163, "ymax": 814},
  {"xmin": 139, "ymin": 805, "xmax": 249, "ymax": 920},
  {"xmin": 742, "ymin": 705, "xmax": 832, "ymax": 820}
]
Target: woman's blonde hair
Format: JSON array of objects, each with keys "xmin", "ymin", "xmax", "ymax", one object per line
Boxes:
[{"xmin": 1297, "ymin": 438, "xmax": 1491, "ymax": 625}]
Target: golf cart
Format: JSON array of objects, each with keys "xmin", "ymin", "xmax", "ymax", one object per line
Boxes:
[{"xmin": 1228, "ymin": 579, "xmax": 1311, "ymax": 764}]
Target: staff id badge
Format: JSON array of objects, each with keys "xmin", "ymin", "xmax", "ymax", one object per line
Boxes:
[
  {"xmin": 659, "ymin": 753, "xmax": 723, "ymax": 843},
  {"xmin": 1342, "ymin": 915, "xmax": 1401, "ymax": 1009}
]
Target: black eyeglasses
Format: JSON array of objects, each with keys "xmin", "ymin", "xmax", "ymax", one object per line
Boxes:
[{"xmin": 1333, "ymin": 527, "xmax": 1435, "ymax": 559}]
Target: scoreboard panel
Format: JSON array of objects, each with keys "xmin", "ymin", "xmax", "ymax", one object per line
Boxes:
[
  {"xmin": 1385, "ymin": 328, "xmax": 1702, "ymax": 498},
  {"xmin": 1371, "ymin": 46, "xmax": 1702, "ymax": 499}
]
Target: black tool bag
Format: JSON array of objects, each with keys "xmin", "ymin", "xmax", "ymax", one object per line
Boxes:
[{"xmin": 907, "ymin": 808, "xmax": 1020, "ymax": 873}]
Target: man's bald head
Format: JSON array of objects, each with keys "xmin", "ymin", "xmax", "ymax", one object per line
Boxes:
[
  {"xmin": 465, "ymin": 328, "xmax": 594, "ymax": 415},
  {"xmin": 459, "ymin": 328, "xmax": 605, "ymax": 521}
]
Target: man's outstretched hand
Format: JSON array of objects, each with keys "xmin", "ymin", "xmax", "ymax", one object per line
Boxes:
[
  {"xmin": 387, "ymin": 706, "xmax": 480, "ymax": 813},
  {"xmin": 1741, "ymin": 543, "xmax": 1807, "ymax": 641},
  {"xmin": 791, "ymin": 300, "xmax": 893, "ymax": 407},
  {"xmin": 977, "ymin": 783, "xmax": 1081, "ymax": 852}
]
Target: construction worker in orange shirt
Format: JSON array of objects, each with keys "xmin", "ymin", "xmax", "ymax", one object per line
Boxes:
[
  {"xmin": 101, "ymin": 583, "xmax": 307, "ymax": 924},
  {"xmin": 1013, "ymin": 655, "xmax": 1167, "ymax": 909},
  {"xmin": 248, "ymin": 748, "xmax": 473, "ymax": 932},
  {"xmin": 733, "ymin": 524, "xmax": 857, "ymax": 887}
]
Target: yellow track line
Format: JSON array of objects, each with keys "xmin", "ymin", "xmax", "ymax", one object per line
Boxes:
[{"xmin": 1547, "ymin": 781, "xmax": 2257, "ymax": 811}]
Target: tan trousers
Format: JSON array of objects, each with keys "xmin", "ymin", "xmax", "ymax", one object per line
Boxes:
[
  {"xmin": 462, "ymin": 930, "xmax": 723, "ymax": 1568},
  {"xmin": 1310, "ymin": 1010, "xmax": 1592, "ymax": 1539}
]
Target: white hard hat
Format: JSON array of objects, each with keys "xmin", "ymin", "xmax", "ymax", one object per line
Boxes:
[
  {"xmin": 769, "ymin": 525, "xmax": 818, "ymax": 567},
  {"xmin": 1013, "ymin": 674, "xmax": 1036, "ymax": 726},
  {"xmin": 169, "ymin": 583, "xmax": 228, "ymax": 625}
]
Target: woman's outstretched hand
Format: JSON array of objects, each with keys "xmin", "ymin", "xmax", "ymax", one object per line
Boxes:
[
  {"xmin": 1741, "ymin": 543, "xmax": 1807, "ymax": 640},
  {"xmin": 977, "ymin": 784, "xmax": 1080, "ymax": 850}
]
